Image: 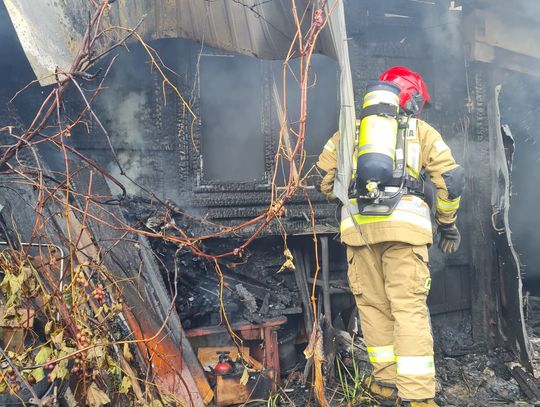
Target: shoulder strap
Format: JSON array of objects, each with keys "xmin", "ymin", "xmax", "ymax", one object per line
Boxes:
[{"xmin": 406, "ymin": 118, "xmax": 417, "ymax": 139}]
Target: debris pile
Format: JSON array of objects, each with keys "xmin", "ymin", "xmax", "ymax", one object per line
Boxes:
[
  {"xmin": 436, "ymin": 350, "xmax": 531, "ymax": 406},
  {"xmin": 173, "ymin": 256, "xmax": 299, "ymax": 330},
  {"xmin": 122, "ymin": 197, "xmax": 302, "ymax": 329}
]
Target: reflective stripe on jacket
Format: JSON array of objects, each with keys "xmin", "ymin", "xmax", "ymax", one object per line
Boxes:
[{"xmin": 316, "ymin": 119, "xmax": 462, "ymax": 247}]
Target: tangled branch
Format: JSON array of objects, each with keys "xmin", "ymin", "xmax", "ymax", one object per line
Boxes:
[{"xmin": 0, "ymin": 0, "xmax": 339, "ymax": 405}]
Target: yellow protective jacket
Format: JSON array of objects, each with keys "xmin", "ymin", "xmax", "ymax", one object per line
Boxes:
[{"xmin": 317, "ymin": 118, "xmax": 464, "ymax": 247}]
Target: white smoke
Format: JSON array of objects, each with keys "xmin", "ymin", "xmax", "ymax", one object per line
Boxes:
[{"xmin": 99, "ymin": 85, "xmax": 148, "ymax": 195}]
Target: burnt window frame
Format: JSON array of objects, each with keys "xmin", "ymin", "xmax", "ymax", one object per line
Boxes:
[{"xmin": 191, "ymin": 50, "xmax": 277, "ymax": 192}]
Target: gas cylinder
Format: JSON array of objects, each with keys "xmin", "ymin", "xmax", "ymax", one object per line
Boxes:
[
  {"xmin": 214, "ymin": 352, "xmax": 233, "ymax": 375},
  {"xmin": 356, "ymin": 81, "xmax": 400, "ymax": 192}
]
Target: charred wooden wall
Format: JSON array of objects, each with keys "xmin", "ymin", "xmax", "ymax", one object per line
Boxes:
[{"xmin": 69, "ymin": 38, "xmax": 339, "ymax": 238}]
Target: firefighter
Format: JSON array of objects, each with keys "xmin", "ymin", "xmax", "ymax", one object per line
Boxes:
[{"xmin": 316, "ymin": 66, "xmax": 464, "ymax": 407}]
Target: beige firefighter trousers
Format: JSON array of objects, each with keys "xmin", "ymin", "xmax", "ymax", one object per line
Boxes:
[{"xmin": 347, "ymin": 242, "xmax": 435, "ymax": 400}]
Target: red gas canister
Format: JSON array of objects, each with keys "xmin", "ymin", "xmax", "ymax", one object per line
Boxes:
[{"xmin": 214, "ymin": 351, "xmax": 233, "ymax": 375}]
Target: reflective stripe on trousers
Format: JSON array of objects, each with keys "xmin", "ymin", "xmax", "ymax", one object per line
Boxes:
[
  {"xmin": 368, "ymin": 345, "xmax": 396, "ymax": 363},
  {"xmin": 397, "ymin": 355, "xmax": 435, "ymax": 375}
]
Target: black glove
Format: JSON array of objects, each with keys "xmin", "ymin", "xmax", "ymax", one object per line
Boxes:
[{"xmin": 437, "ymin": 222, "xmax": 461, "ymax": 254}]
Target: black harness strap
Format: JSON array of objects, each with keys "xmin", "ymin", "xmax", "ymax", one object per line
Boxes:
[{"xmin": 359, "ymin": 103, "xmax": 399, "ymax": 121}]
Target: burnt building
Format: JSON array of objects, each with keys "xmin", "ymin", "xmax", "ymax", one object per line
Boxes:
[{"xmin": 0, "ymin": 0, "xmax": 539, "ymax": 405}]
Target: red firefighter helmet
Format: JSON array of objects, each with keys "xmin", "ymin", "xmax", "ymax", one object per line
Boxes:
[{"xmin": 379, "ymin": 66, "xmax": 431, "ymax": 115}]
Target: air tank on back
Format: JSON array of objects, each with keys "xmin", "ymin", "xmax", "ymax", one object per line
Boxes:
[{"xmin": 356, "ymin": 81, "xmax": 400, "ymax": 192}]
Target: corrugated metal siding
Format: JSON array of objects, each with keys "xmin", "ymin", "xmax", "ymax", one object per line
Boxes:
[{"xmin": 3, "ymin": 0, "xmax": 340, "ymax": 85}]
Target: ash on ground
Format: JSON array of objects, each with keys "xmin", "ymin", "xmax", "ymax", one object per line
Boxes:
[{"xmin": 259, "ymin": 345, "xmax": 540, "ymax": 406}]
